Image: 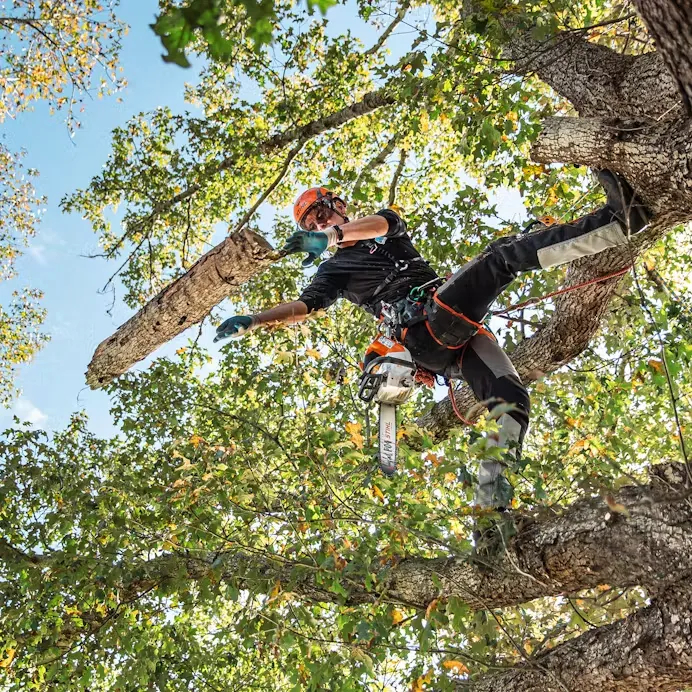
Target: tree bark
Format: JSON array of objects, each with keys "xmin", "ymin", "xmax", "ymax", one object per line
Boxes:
[
  {"xmin": 85, "ymin": 229, "xmax": 275, "ymax": 388},
  {"xmin": 632, "ymin": 0, "xmax": 692, "ymax": 115},
  {"xmin": 504, "ymin": 31, "xmax": 683, "ymax": 120},
  {"xmin": 533, "ymin": 116, "xmax": 692, "ymax": 220},
  {"xmin": 469, "ymin": 582, "xmax": 692, "ymax": 692}
]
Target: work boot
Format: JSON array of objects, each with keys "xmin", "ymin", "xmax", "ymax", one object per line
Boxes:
[
  {"xmin": 472, "ymin": 412, "xmax": 522, "ymax": 509},
  {"xmin": 472, "ymin": 509, "xmax": 516, "ymax": 563},
  {"xmin": 595, "ymin": 169, "xmax": 652, "ymax": 235}
]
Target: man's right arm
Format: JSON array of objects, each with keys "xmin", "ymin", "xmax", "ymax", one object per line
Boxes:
[
  {"xmin": 214, "ymin": 301, "xmax": 309, "ymax": 342},
  {"xmin": 254, "ymin": 300, "xmax": 308, "ymax": 327}
]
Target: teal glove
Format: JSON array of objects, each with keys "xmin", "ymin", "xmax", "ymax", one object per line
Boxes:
[
  {"xmin": 214, "ymin": 315, "xmax": 256, "ymax": 342},
  {"xmin": 281, "ymin": 230, "xmax": 329, "ymax": 267}
]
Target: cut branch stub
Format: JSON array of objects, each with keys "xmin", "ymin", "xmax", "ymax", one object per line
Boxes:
[{"xmin": 86, "ymin": 229, "xmax": 275, "ymax": 388}]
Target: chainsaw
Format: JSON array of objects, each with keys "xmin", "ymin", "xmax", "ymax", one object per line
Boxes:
[{"xmin": 358, "ymin": 334, "xmax": 417, "ymax": 475}]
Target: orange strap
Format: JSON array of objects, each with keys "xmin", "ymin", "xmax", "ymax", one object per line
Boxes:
[
  {"xmin": 492, "ymin": 266, "xmax": 632, "ymax": 318},
  {"xmin": 449, "ymin": 341, "xmax": 474, "ymax": 425}
]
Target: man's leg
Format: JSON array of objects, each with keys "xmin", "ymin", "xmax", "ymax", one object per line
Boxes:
[
  {"xmin": 436, "ymin": 170, "xmax": 651, "ymax": 322},
  {"xmin": 452, "ymin": 334, "xmax": 530, "ymax": 508}
]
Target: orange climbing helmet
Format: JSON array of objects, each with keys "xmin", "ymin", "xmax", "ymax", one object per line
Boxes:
[{"xmin": 293, "ymin": 187, "xmax": 345, "ymax": 230}]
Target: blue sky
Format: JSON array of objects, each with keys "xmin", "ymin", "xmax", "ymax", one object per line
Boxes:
[{"xmin": 0, "ymin": 0, "xmax": 526, "ymax": 438}]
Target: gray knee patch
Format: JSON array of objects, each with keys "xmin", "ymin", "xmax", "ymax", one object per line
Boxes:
[
  {"xmin": 537, "ymin": 221, "xmax": 626, "ymax": 269},
  {"xmin": 469, "ymin": 335, "xmax": 520, "ymax": 380}
]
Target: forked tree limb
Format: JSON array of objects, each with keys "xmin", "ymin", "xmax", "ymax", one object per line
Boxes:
[{"xmin": 15, "ymin": 463, "xmax": 692, "ymax": 688}]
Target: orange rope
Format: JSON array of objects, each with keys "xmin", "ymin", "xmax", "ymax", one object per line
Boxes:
[
  {"xmin": 492, "ymin": 265, "xmax": 632, "ymax": 318},
  {"xmin": 448, "ymin": 342, "xmax": 475, "ymax": 425},
  {"xmin": 448, "ymin": 265, "xmax": 632, "ymax": 426}
]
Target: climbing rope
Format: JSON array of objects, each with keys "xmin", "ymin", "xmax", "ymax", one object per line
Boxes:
[
  {"xmin": 491, "ymin": 265, "xmax": 632, "ymax": 318},
  {"xmin": 447, "ymin": 265, "xmax": 633, "ymax": 427}
]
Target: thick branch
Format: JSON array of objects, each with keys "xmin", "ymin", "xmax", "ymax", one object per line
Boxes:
[
  {"xmin": 17, "ymin": 465, "xmax": 692, "ymax": 667},
  {"xmin": 632, "ymin": 0, "xmax": 692, "ymax": 115},
  {"xmin": 126, "ymin": 87, "xmax": 399, "ymax": 235},
  {"xmin": 85, "ymin": 229, "xmax": 275, "ymax": 387},
  {"xmin": 532, "ymin": 116, "xmax": 692, "ymax": 220},
  {"xmin": 470, "ymin": 582, "xmax": 692, "ymax": 691},
  {"xmin": 70, "ymin": 464, "xmax": 692, "ymax": 613},
  {"xmin": 505, "ymin": 30, "xmax": 683, "ymax": 120},
  {"xmin": 388, "ymin": 148, "xmax": 407, "ymax": 206}
]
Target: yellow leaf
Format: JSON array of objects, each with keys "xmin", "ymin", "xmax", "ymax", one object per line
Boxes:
[
  {"xmin": 189, "ymin": 434, "xmax": 204, "ymax": 447},
  {"xmin": 444, "ymin": 472, "xmax": 456, "ymax": 484},
  {"xmin": 345, "ymin": 421, "xmax": 364, "ymax": 449},
  {"xmin": 389, "ymin": 204, "xmax": 405, "ymax": 215},
  {"xmin": 0, "ymin": 649, "xmax": 15, "ymax": 668},
  {"xmin": 392, "ymin": 609, "xmax": 404, "ymax": 624},
  {"xmin": 424, "ymin": 452, "xmax": 440, "ymax": 466},
  {"xmin": 648, "ymin": 359, "xmax": 664, "ymax": 374},
  {"xmin": 442, "ymin": 660, "xmax": 469, "ymax": 675},
  {"xmin": 604, "ymin": 494, "xmax": 630, "ymax": 516},
  {"xmin": 269, "ymin": 580, "xmax": 281, "ymax": 599},
  {"xmin": 176, "ymin": 347, "xmax": 186, "ymax": 355},
  {"xmin": 305, "ymin": 348, "xmax": 321, "ymax": 359},
  {"xmin": 275, "ymin": 350, "xmax": 294, "ymax": 364},
  {"xmin": 172, "ymin": 478, "xmax": 187, "ymax": 488},
  {"xmin": 567, "ymin": 438, "xmax": 589, "ymax": 456},
  {"xmin": 425, "ymin": 598, "xmax": 438, "ymax": 620},
  {"xmin": 371, "ymin": 485, "xmax": 385, "ymax": 502},
  {"xmin": 411, "ymin": 668, "xmax": 433, "ymax": 691}
]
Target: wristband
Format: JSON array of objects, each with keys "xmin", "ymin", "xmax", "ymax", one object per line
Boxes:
[{"xmin": 322, "ymin": 226, "xmax": 340, "ymax": 248}]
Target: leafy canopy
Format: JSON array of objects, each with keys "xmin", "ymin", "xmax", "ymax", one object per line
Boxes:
[{"xmin": 5, "ymin": 0, "xmax": 691, "ymax": 688}]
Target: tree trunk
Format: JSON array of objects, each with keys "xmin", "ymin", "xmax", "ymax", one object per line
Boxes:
[{"xmin": 632, "ymin": 0, "xmax": 692, "ymax": 114}]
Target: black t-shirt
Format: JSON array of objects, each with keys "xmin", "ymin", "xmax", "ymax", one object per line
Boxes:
[{"xmin": 298, "ymin": 209, "xmax": 439, "ymax": 315}]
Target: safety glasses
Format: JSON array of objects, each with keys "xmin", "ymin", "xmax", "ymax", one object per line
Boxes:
[{"xmin": 300, "ymin": 203, "xmax": 334, "ymax": 231}]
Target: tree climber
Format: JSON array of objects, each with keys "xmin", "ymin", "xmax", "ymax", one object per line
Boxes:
[{"xmin": 215, "ymin": 173, "xmax": 651, "ymax": 510}]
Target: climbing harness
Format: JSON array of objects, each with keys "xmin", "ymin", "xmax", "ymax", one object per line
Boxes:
[
  {"xmin": 357, "ymin": 277, "xmax": 443, "ymax": 476},
  {"xmin": 363, "ymin": 238, "xmax": 431, "ymax": 300}
]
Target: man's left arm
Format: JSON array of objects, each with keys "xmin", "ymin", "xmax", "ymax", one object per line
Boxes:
[
  {"xmin": 333, "ymin": 213, "xmax": 389, "ymax": 243},
  {"xmin": 281, "ymin": 211, "xmax": 403, "ymax": 264}
]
